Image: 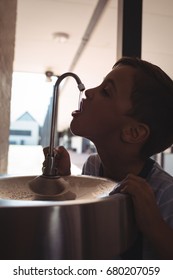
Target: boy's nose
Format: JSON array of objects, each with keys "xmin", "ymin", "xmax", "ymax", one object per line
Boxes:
[{"xmin": 85, "ymin": 88, "xmax": 94, "ymax": 99}]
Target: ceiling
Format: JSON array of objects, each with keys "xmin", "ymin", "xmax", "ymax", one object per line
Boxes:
[{"xmin": 13, "ymin": 0, "xmax": 173, "ymax": 130}]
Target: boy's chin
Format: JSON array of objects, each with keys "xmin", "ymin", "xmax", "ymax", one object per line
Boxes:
[
  {"xmin": 70, "ymin": 123, "xmax": 86, "ymax": 138},
  {"xmin": 70, "ymin": 122, "xmax": 81, "ymax": 136}
]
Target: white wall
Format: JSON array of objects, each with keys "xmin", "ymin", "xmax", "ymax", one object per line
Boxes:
[
  {"xmin": 164, "ymin": 154, "xmax": 173, "ymax": 176},
  {"xmin": 71, "ymin": 136, "xmax": 83, "ymax": 153}
]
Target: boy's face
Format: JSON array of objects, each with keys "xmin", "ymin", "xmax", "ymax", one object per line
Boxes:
[{"xmin": 70, "ymin": 65, "xmax": 136, "ymax": 142}]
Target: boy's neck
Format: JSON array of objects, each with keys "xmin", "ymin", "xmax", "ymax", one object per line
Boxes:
[{"xmin": 96, "ymin": 146, "xmax": 146, "ymax": 182}]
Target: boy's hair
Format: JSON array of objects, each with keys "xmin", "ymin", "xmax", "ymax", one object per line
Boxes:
[{"xmin": 114, "ymin": 57, "xmax": 173, "ymax": 158}]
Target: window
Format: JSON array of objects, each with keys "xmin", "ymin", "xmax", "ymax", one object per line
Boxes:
[{"xmin": 10, "ymin": 130, "xmax": 31, "ymax": 136}]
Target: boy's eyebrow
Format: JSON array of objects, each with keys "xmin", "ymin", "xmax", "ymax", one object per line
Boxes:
[{"xmin": 105, "ymin": 78, "xmax": 117, "ymax": 90}]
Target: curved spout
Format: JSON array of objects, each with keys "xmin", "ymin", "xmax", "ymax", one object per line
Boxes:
[{"xmin": 43, "ymin": 72, "xmax": 85, "ymax": 176}]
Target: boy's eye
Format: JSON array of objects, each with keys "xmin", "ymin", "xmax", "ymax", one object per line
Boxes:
[{"xmin": 102, "ymin": 87, "xmax": 110, "ymax": 96}]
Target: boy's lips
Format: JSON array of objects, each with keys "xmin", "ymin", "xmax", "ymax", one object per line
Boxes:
[
  {"xmin": 71, "ymin": 98, "xmax": 85, "ymax": 116},
  {"xmin": 71, "ymin": 110, "xmax": 81, "ymax": 117}
]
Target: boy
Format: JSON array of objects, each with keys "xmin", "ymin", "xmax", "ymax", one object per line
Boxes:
[{"xmin": 45, "ymin": 57, "xmax": 173, "ymax": 259}]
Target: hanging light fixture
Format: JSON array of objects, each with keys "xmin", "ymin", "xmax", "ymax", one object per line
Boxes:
[{"xmin": 52, "ymin": 32, "xmax": 69, "ymax": 43}]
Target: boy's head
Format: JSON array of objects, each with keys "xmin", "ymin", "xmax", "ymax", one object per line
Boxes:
[
  {"xmin": 114, "ymin": 57, "xmax": 173, "ymax": 158},
  {"xmin": 71, "ymin": 57, "xmax": 173, "ymax": 159}
]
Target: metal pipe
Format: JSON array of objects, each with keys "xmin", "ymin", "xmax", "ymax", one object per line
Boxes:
[
  {"xmin": 69, "ymin": 0, "xmax": 109, "ymax": 72},
  {"xmin": 43, "ymin": 72, "xmax": 85, "ymax": 176}
]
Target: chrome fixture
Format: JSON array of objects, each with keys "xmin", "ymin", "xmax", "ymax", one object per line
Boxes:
[
  {"xmin": 29, "ymin": 73, "xmax": 85, "ymax": 199},
  {"xmin": 44, "ymin": 72, "xmax": 85, "ymax": 176}
]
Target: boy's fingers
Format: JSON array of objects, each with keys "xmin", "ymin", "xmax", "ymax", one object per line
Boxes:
[
  {"xmin": 43, "ymin": 147, "xmax": 49, "ymax": 156},
  {"xmin": 43, "ymin": 146, "xmax": 67, "ymax": 157}
]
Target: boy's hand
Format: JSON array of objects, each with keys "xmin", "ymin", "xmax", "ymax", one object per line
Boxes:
[
  {"xmin": 120, "ymin": 174, "xmax": 173, "ymax": 259},
  {"xmin": 43, "ymin": 146, "xmax": 71, "ymax": 176},
  {"xmin": 119, "ymin": 174, "xmax": 161, "ymax": 234}
]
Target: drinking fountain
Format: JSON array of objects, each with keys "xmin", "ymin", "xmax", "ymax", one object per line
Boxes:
[{"xmin": 0, "ymin": 73, "xmax": 137, "ymax": 260}]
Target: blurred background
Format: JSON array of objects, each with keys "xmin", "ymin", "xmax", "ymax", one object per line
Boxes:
[{"xmin": 1, "ymin": 0, "xmax": 173, "ymax": 176}]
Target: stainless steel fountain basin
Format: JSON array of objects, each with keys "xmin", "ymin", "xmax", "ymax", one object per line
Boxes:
[{"xmin": 0, "ymin": 175, "xmax": 137, "ymax": 260}]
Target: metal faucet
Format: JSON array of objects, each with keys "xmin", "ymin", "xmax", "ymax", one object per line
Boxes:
[{"xmin": 42, "ymin": 72, "xmax": 85, "ymax": 177}]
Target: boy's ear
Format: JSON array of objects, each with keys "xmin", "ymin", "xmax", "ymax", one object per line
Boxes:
[{"xmin": 121, "ymin": 123, "xmax": 150, "ymax": 144}]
